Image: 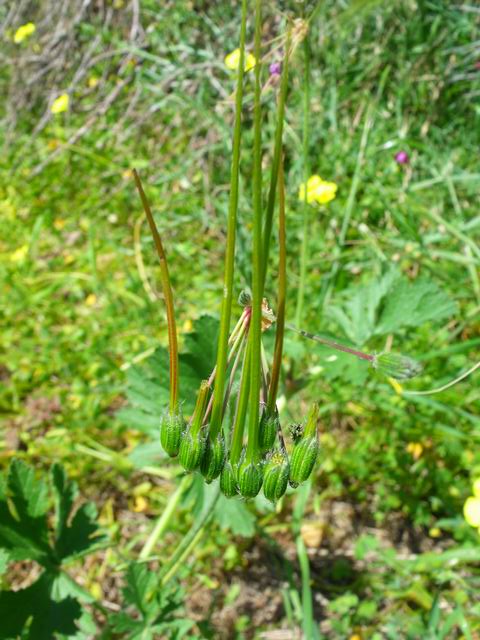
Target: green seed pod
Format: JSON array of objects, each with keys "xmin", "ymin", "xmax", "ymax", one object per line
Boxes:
[
  {"xmin": 263, "ymin": 452, "xmax": 289, "ymax": 502},
  {"xmin": 200, "ymin": 435, "xmax": 225, "ymax": 483},
  {"xmin": 259, "ymin": 410, "xmax": 278, "ymax": 453},
  {"xmin": 220, "ymin": 462, "xmax": 238, "ymax": 498},
  {"xmin": 238, "ymin": 461, "xmax": 263, "ymax": 498},
  {"xmin": 179, "ymin": 430, "xmax": 206, "ymax": 472},
  {"xmin": 160, "ymin": 411, "xmax": 185, "ymax": 457},
  {"xmin": 372, "ymin": 352, "xmax": 423, "ymax": 380},
  {"xmin": 289, "ymin": 436, "xmax": 319, "ymax": 487}
]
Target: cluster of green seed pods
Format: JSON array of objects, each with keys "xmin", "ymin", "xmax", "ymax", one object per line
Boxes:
[{"xmin": 160, "ymin": 376, "xmax": 320, "ymax": 502}]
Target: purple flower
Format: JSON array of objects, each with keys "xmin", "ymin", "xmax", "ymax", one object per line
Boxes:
[
  {"xmin": 269, "ymin": 62, "xmax": 281, "ymax": 77},
  {"xmin": 394, "ymin": 150, "xmax": 409, "ymax": 165}
]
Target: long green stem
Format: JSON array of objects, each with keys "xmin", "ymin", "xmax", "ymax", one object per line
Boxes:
[
  {"xmin": 261, "ymin": 28, "xmax": 291, "ymax": 291},
  {"xmin": 294, "ymin": 15, "xmax": 311, "ymax": 331},
  {"xmin": 230, "ymin": 338, "xmax": 252, "ymax": 465},
  {"xmin": 139, "ymin": 475, "xmax": 191, "ymax": 560},
  {"xmin": 287, "ymin": 324, "xmax": 374, "ymax": 362},
  {"xmin": 133, "ymin": 169, "xmax": 179, "ymax": 414},
  {"xmin": 190, "ymin": 381, "xmax": 210, "ymax": 436},
  {"xmin": 268, "ymin": 157, "xmax": 287, "ymax": 412},
  {"xmin": 209, "ymin": 0, "xmax": 248, "ymax": 440},
  {"xmin": 297, "ymin": 535, "xmax": 315, "ymax": 639},
  {"xmin": 159, "ymin": 483, "xmax": 220, "ymax": 585},
  {"xmin": 246, "ymin": 0, "xmax": 263, "ymax": 463}
]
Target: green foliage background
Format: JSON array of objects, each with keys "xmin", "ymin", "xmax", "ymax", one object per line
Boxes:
[{"xmin": 0, "ymin": 0, "xmax": 479, "ymax": 638}]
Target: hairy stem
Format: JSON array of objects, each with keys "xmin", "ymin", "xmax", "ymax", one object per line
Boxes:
[
  {"xmin": 230, "ymin": 337, "xmax": 252, "ymax": 465},
  {"xmin": 261, "ymin": 27, "xmax": 291, "ymax": 291},
  {"xmin": 287, "ymin": 324, "xmax": 374, "ymax": 362},
  {"xmin": 246, "ymin": 0, "xmax": 263, "ymax": 463},
  {"xmin": 268, "ymin": 157, "xmax": 287, "ymax": 412},
  {"xmin": 209, "ymin": 0, "xmax": 248, "ymax": 440}
]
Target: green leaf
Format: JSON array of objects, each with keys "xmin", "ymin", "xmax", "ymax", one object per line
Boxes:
[
  {"xmin": 376, "ymin": 276, "xmax": 457, "ymax": 334},
  {"xmin": 0, "ymin": 573, "xmax": 81, "ymax": 640},
  {"xmin": 109, "ymin": 563, "xmax": 193, "ymax": 639},
  {"xmin": 0, "ymin": 549, "xmax": 10, "ymax": 576},
  {"xmin": 0, "ymin": 460, "xmax": 52, "ymax": 564},
  {"xmin": 0, "ymin": 460, "xmax": 105, "ymax": 568},
  {"xmin": 119, "ymin": 315, "xmax": 219, "ymax": 429},
  {"xmin": 326, "ymin": 269, "xmax": 456, "ymax": 345},
  {"xmin": 214, "ymin": 495, "xmax": 256, "ymax": 537},
  {"xmin": 55, "ymin": 501, "xmax": 105, "ymax": 563}
]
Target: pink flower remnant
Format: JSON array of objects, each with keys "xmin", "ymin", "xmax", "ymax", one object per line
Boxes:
[{"xmin": 394, "ymin": 150, "xmax": 410, "ymax": 165}]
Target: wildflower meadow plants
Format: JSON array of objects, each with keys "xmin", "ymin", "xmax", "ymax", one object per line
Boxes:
[{"xmin": 132, "ymin": 0, "xmax": 422, "ymax": 510}]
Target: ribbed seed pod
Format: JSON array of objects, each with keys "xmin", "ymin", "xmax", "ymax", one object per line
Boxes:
[
  {"xmin": 160, "ymin": 411, "xmax": 185, "ymax": 457},
  {"xmin": 289, "ymin": 436, "xmax": 319, "ymax": 487},
  {"xmin": 220, "ymin": 462, "xmax": 238, "ymax": 498},
  {"xmin": 263, "ymin": 452, "xmax": 289, "ymax": 502},
  {"xmin": 200, "ymin": 435, "xmax": 225, "ymax": 483},
  {"xmin": 238, "ymin": 461, "xmax": 263, "ymax": 498},
  {"xmin": 259, "ymin": 410, "xmax": 278, "ymax": 453},
  {"xmin": 178, "ymin": 431, "xmax": 206, "ymax": 472}
]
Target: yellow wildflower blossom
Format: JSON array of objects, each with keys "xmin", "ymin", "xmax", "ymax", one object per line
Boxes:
[
  {"xmin": 463, "ymin": 496, "xmax": 480, "ymax": 528},
  {"xmin": 10, "ymin": 244, "xmax": 29, "ymax": 263},
  {"xmin": 298, "ymin": 175, "xmax": 338, "ymax": 205},
  {"xmin": 224, "ymin": 48, "xmax": 256, "ymax": 72},
  {"xmin": 406, "ymin": 442, "xmax": 423, "ymax": 460},
  {"xmin": 85, "ymin": 293, "xmax": 97, "ymax": 307},
  {"xmin": 473, "ymin": 478, "xmax": 480, "ymax": 498},
  {"xmin": 51, "ymin": 93, "xmax": 69, "ymax": 114},
  {"xmin": 14, "ymin": 22, "xmax": 36, "ymax": 44}
]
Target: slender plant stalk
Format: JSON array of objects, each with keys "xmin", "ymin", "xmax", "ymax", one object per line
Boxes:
[
  {"xmin": 403, "ymin": 360, "xmax": 480, "ymax": 396},
  {"xmin": 209, "ymin": 0, "xmax": 248, "ymax": 440},
  {"xmin": 190, "ymin": 381, "xmax": 210, "ymax": 435},
  {"xmin": 133, "ymin": 169, "xmax": 179, "ymax": 414},
  {"xmin": 246, "ymin": 0, "xmax": 264, "ymax": 463},
  {"xmin": 261, "ymin": 28, "xmax": 291, "ymax": 290},
  {"xmin": 268, "ymin": 156, "xmax": 287, "ymax": 412},
  {"xmin": 230, "ymin": 337, "xmax": 252, "ymax": 465},
  {"xmin": 139, "ymin": 475, "xmax": 191, "ymax": 560},
  {"xmin": 297, "ymin": 535, "xmax": 315, "ymax": 639},
  {"xmin": 159, "ymin": 483, "xmax": 220, "ymax": 585},
  {"xmin": 223, "ymin": 336, "xmax": 247, "ymax": 417},
  {"xmin": 287, "ymin": 324, "xmax": 374, "ymax": 362},
  {"xmin": 294, "ymin": 14, "xmax": 311, "ymax": 331}
]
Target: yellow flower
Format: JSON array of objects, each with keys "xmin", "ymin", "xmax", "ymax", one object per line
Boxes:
[
  {"xmin": 473, "ymin": 478, "xmax": 480, "ymax": 498},
  {"xmin": 224, "ymin": 48, "xmax": 256, "ymax": 72},
  {"xmin": 85, "ymin": 293, "xmax": 97, "ymax": 307},
  {"xmin": 10, "ymin": 244, "xmax": 29, "ymax": 263},
  {"xmin": 464, "ymin": 496, "xmax": 480, "ymax": 528},
  {"xmin": 51, "ymin": 93, "xmax": 69, "ymax": 114},
  {"xmin": 13, "ymin": 22, "xmax": 36, "ymax": 44},
  {"xmin": 298, "ymin": 175, "xmax": 338, "ymax": 205},
  {"xmin": 406, "ymin": 442, "xmax": 423, "ymax": 460}
]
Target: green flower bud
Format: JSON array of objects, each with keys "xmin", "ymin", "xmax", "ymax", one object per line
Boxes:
[
  {"xmin": 289, "ymin": 436, "xmax": 319, "ymax": 487},
  {"xmin": 238, "ymin": 461, "xmax": 263, "ymax": 498},
  {"xmin": 372, "ymin": 352, "xmax": 423, "ymax": 380},
  {"xmin": 200, "ymin": 435, "xmax": 225, "ymax": 483},
  {"xmin": 263, "ymin": 452, "xmax": 289, "ymax": 502},
  {"xmin": 238, "ymin": 289, "xmax": 252, "ymax": 307},
  {"xmin": 289, "ymin": 423, "xmax": 304, "ymax": 443},
  {"xmin": 220, "ymin": 462, "xmax": 238, "ymax": 498},
  {"xmin": 160, "ymin": 411, "xmax": 185, "ymax": 457},
  {"xmin": 259, "ymin": 409, "xmax": 278, "ymax": 453},
  {"xmin": 178, "ymin": 430, "xmax": 206, "ymax": 472}
]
